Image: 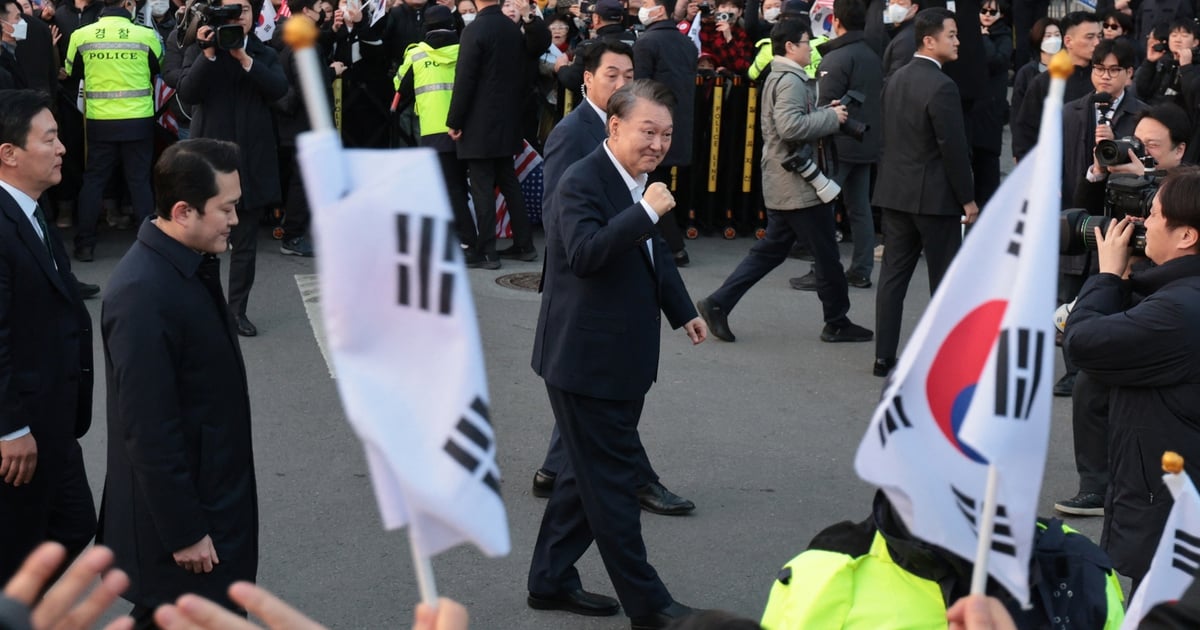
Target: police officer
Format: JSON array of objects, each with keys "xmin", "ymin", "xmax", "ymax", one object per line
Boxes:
[{"xmin": 64, "ymin": 0, "xmax": 162, "ymax": 262}]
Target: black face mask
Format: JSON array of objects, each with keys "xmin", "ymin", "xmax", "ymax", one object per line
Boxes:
[{"xmin": 315, "ymin": 8, "xmax": 327, "ymax": 24}]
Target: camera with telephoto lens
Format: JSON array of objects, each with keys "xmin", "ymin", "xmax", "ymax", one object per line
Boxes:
[
  {"xmin": 1059, "ymin": 173, "xmax": 1159, "ymax": 256},
  {"xmin": 1095, "ymin": 136, "xmax": 1152, "ymax": 167},
  {"xmin": 177, "ymin": 0, "xmax": 246, "ymax": 50},
  {"xmin": 781, "ymin": 144, "xmax": 841, "ymax": 203},
  {"xmin": 835, "ymin": 90, "xmax": 868, "ymax": 142}
]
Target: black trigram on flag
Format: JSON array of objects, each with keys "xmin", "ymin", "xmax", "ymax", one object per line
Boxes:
[
  {"xmin": 952, "ymin": 485, "xmax": 1017, "ymax": 556},
  {"xmin": 1173, "ymin": 529, "xmax": 1200, "ymax": 576},
  {"xmin": 1006, "ymin": 201, "xmax": 1028, "ymax": 257},
  {"xmin": 442, "ymin": 397, "xmax": 501, "ymax": 497},
  {"xmin": 877, "ymin": 395, "xmax": 913, "ymax": 447},
  {"xmin": 396, "ymin": 214, "xmax": 458, "ymax": 316},
  {"xmin": 993, "ymin": 327, "xmax": 1046, "ymax": 420}
]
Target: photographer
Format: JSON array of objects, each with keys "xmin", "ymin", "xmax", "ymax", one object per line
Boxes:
[
  {"xmin": 177, "ymin": 0, "xmax": 288, "ymax": 337},
  {"xmin": 696, "ymin": 0, "xmax": 752, "ymax": 76},
  {"xmin": 1133, "ymin": 18, "xmax": 1200, "ymax": 106},
  {"xmin": 1063, "ymin": 164, "xmax": 1200, "ymax": 588},
  {"xmin": 1074, "ymin": 102, "xmax": 1188, "ymax": 212},
  {"xmin": 697, "ymin": 17, "xmax": 873, "ymax": 345}
]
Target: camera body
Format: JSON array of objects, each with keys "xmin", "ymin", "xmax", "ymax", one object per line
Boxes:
[
  {"xmin": 1095, "ymin": 135, "xmax": 1153, "ymax": 168},
  {"xmin": 781, "ymin": 144, "xmax": 841, "ymax": 203},
  {"xmin": 1059, "ymin": 173, "xmax": 1159, "ymax": 257},
  {"xmin": 1103, "ymin": 174, "xmax": 1159, "ymax": 221},
  {"xmin": 177, "ymin": 0, "xmax": 245, "ymax": 51},
  {"xmin": 698, "ymin": 2, "xmax": 713, "ymax": 15},
  {"xmin": 836, "ymin": 90, "xmax": 868, "ymax": 142},
  {"xmin": 715, "ymin": 10, "xmax": 733, "ymax": 21}
]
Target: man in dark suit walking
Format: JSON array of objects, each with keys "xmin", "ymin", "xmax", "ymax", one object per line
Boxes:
[
  {"xmin": 0, "ymin": 90, "xmax": 96, "ymax": 584},
  {"xmin": 527, "ymin": 80, "xmax": 707, "ymax": 630},
  {"xmin": 872, "ymin": 8, "xmax": 977, "ymax": 377},
  {"xmin": 530, "ymin": 40, "xmax": 696, "ymax": 516},
  {"xmin": 98, "ymin": 139, "xmax": 257, "ymax": 626}
]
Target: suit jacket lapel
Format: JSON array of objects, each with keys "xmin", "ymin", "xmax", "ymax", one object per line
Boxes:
[
  {"xmin": 582, "ymin": 105, "xmax": 608, "ymax": 145},
  {"xmin": 1, "ymin": 191, "xmax": 71, "ymax": 300},
  {"xmin": 596, "ymin": 150, "xmax": 656, "ymax": 275}
]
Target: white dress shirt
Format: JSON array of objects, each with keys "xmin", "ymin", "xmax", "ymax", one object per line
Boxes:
[{"xmin": 601, "ymin": 139, "xmax": 658, "ymax": 264}]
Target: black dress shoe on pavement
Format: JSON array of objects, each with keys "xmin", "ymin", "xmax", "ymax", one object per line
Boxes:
[
  {"xmin": 789, "ymin": 270, "xmax": 817, "ymax": 291},
  {"xmin": 532, "ymin": 468, "xmax": 556, "ymax": 498},
  {"xmin": 630, "ymin": 601, "xmax": 699, "ymax": 630},
  {"xmin": 1053, "ymin": 491, "xmax": 1104, "ymax": 516},
  {"xmin": 637, "ymin": 482, "xmax": 695, "ymax": 516},
  {"xmin": 673, "ymin": 249, "xmax": 690, "ymax": 267},
  {"xmin": 846, "ymin": 271, "xmax": 872, "ymax": 288},
  {"xmin": 695, "ymin": 297, "xmax": 735, "ymax": 342},
  {"xmin": 234, "ymin": 315, "xmax": 258, "ymax": 337},
  {"xmin": 821, "ymin": 322, "xmax": 873, "ymax": 343},
  {"xmin": 74, "ymin": 246, "xmax": 94, "ymax": 263},
  {"xmin": 527, "ymin": 588, "xmax": 620, "ymax": 617},
  {"xmin": 467, "ymin": 253, "xmax": 501, "ymax": 270},
  {"xmin": 1053, "ymin": 372, "xmax": 1076, "ymax": 397},
  {"xmin": 76, "ymin": 281, "xmax": 101, "ymax": 300},
  {"xmin": 873, "ymin": 357, "xmax": 896, "ymax": 377},
  {"xmin": 497, "ymin": 245, "xmax": 538, "ymax": 261}
]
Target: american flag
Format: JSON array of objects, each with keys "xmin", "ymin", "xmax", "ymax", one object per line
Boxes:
[
  {"xmin": 278, "ymin": 2, "xmax": 291, "ymax": 17},
  {"xmin": 154, "ymin": 77, "xmax": 179, "ymax": 136},
  {"xmin": 493, "ymin": 140, "xmax": 544, "ymax": 238}
]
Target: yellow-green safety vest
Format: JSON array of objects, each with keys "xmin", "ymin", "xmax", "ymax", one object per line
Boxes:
[
  {"xmin": 749, "ymin": 35, "xmax": 826, "ymax": 81},
  {"xmin": 65, "ymin": 15, "xmax": 162, "ymax": 121},
  {"xmin": 395, "ymin": 41, "xmax": 459, "ymax": 137}
]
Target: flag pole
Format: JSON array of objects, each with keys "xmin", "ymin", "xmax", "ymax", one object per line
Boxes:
[
  {"xmin": 410, "ymin": 528, "xmax": 440, "ymax": 606},
  {"xmin": 969, "ymin": 464, "xmax": 1000, "ymax": 594}
]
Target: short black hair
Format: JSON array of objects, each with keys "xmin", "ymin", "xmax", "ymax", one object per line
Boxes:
[
  {"xmin": 913, "ymin": 7, "xmax": 954, "ymax": 48},
  {"xmin": 607, "ymin": 79, "xmax": 675, "ymax": 120},
  {"xmin": 770, "ymin": 15, "xmax": 810, "ymax": 53},
  {"xmin": 0, "ymin": 90, "xmax": 51, "ymax": 150},
  {"xmin": 1099, "ymin": 9, "xmax": 1131, "ymax": 35},
  {"xmin": 1168, "ymin": 16, "xmax": 1199, "ymax": 38},
  {"xmin": 1157, "ymin": 164, "xmax": 1200, "ymax": 232},
  {"xmin": 1030, "ymin": 16, "xmax": 1059, "ymax": 52},
  {"xmin": 1058, "ymin": 10, "xmax": 1099, "ymax": 36},
  {"xmin": 154, "ymin": 139, "xmax": 241, "ymax": 219},
  {"xmin": 1091, "ymin": 37, "xmax": 1135, "ymax": 68},
  {"xmin": 581, "ymin": 38, "xmax": 633, "ymax": 74},
  {"xmin": 286, "ymin": 0, "xmax": 318, "ymax": 16},
  {"xmin": 832, "ymin": 0, "xmax": 865, "ymax": 31},
  {"xmin": 1139, "ymin": 102, "xmax": 1191, "ymax": 148},
  {"xmin": 979, "ymin": 0, "xmax": 1009, "ymax": 20}
]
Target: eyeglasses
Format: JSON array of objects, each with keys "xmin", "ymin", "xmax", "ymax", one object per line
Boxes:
[
  {"xmin": 1103, "ymin": 22, "xmax": 1122, "ymax": 30},
  {"xmin": 979, "ymin": 8, "xmax": 998, "ymax": 15},
  {"xmin": 1092, "ymin": 65, "xmax": 1126, "ymax": 77}
]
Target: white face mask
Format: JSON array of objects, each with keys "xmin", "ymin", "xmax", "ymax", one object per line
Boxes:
[
  {"xmin": 637, "ymin": 5, "xmax": 655, "ymax": 25},
  {"xmin": 763, "ymin": 6, "xmax": 780, "ymax": 22},
  {"xmin": 461, "ymin": 11, "xmax": 475, "ymax": 23},
  {"xmin": 885, "ymin": 3, "xmax": 908, "ymax": 25},
  {"xmin": 150, "ymin": 0, "xmax": 170, "ymax": 17},
  {"xmin": 6, "ymin": 17, "xmax": 25, "ymax": 41},
  {"xmin": 1040, "ymin": 35, "xmax": 1062, "ymax": 54}
]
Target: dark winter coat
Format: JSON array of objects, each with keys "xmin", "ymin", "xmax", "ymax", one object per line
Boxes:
[
  {"xmin": 816, "ymin": 30, "xmax": 882, "ymax": 164},
  {"xmin": 632, "ymin": 18, "xmax": 697, "ymax": 167},
  {"xmin": 972, "ymin": 21, "xmax": 1012, "ymax": 155}
]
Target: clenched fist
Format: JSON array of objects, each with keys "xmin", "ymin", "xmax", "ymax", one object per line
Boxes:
[{"xmin": 643, "ymin": 182, "xmax": 675, "ymax": 217}]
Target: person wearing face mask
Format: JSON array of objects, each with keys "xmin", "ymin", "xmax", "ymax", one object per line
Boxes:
[
  {"xmin": 1010, "ymin": 16, "xmax": 1058, "ymax": 130},
  {"xmin": 1012, "ymin": 10, "xmax": 1099, "ymax": 162},
  {"xmin": 0, "ymin": 0, "xmax": 28, "ymax": 90},
  {"xmin": 457, "ymin": 0, "xmax": 475, "ymax": 24},
  {"xmin": 744, "ymin": 0, "xmax": 781, "ymax": 41},
  {"xmin": 146, "ymin": 0, "xmax": 174, "ymax": 40},
  {"xmin": 879, "ymin": 0, "xmax": 917, "ymax": 81},
  {"xmin": 10, "ymin": 0, "xmax": 57, "ymax": 97}
]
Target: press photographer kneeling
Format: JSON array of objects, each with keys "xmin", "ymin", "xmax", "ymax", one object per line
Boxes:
[{"xmin": 1062, "ymin": 165, "xmax": 1200, "ymax": 590}]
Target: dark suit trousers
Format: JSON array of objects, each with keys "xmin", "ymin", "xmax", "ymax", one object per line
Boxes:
[
  {"xmin": 228, "ymin": 204, "xmax": 264, "ymax": 317},
  {"xmin": 468, "ymin": 157, "xmax": 532, "ymax": 256},
  {"xmin": 0, "ymin": 440, "xmax": 96, "ymax": 583},
  {"xmin": 709, "ymin": 206, "xmax": 851, "ymax": 326},
  {"xmin": 74, "ymin": 136, "xmax": 154, "ymax": 250},
  {"xmin": 539, "ymin": 423, "xmax": 658, "ymax": 487},
  {"xmin": 439, "ymin": 151, "xmax": 477, "ymax": 251},
  {"xmin": 528, "ymin": 383, "xmax": 672, "ymax": 618},
  {"xmin": 874, "ymin": 209, "xmax": 962, "ymax": 361},
  {"xmin": 1072, "ymin": 371, "xmax": 1109, "ymax": 495}
]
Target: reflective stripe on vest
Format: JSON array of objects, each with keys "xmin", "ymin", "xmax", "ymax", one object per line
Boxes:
[
  {"xmin": 85, "ymin": 88, "xmax": 152, "ymax": 99},
  {"xmin": 77, "ymin": 41, "xmax": 152, "ymax": 53},
  {"xmin": 413, "ymin": 82, "xmax": 454, "ymax": 96}
]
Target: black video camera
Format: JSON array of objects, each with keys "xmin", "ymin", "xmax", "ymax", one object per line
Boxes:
[
  {"xmin": 1059, "ymin": 207, "xmax": 1148, "ymax": 256},
  {"xmin": 835, "ymin": 89, "xmax": 868, "ymax": 142},
  {"xmin": 177, "ymin": 0, "xmax": 245, "ymax": 51},
  {"xmin": 1095, "ymin": 136, "xmax": 1152, "ymax": 167},
  {"xmin": 1059, "ymin": 171, "xmax": 1160, "ymax": 256},
  {"xmin": 698, "ymin": 2, "xmax": 713, "ymax": 15}
]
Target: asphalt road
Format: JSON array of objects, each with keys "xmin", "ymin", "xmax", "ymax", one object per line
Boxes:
[{"xmin": 67, "ymin": 219, "xmax": 1098, "ymax": 629}]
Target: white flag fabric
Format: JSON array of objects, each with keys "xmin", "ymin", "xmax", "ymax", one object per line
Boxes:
[
  {"xmin": 854, "ymin": 73, "xmax": 1063, "ymax": 605},
  {"xmin": 1122, "ymin": 470, "xmax": 1200, "ymax": 629},
  {"xmin": 688, "ymin": 14, "xmax": 701, "ymax": 54},
  {"xmin": 255, "ymin": 0, "xmax": 277, "ymax": 42},
  {"xmin": 296, "ymin": 129, "xmax": 510, "ymax": 558}
]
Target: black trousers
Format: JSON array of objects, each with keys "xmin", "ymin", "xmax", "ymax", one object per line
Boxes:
[
  {"xmin": 1072, "ymin": 371, "xmax": 1110, "ymax": 495},
  {"xmin": 0, "ymin": 440, "xmax": 96, "ymax": 584},
  {"xmin": 539, "ymin": 422, "xmax": 657, "ymax": 487},
  {"xmin": 227, "ymin": 204, "xmax": 264, "ymax": 318},
  {"xmin": 972, "ymin": 148, "xmax": 1001, "ymax": 209},
  {"xmin": 278, "ymin": 149, "xmax": 310, "ymax": 242},
  {"xmin": 468, "ymin": 157, "xmax": 532, "ymax": 256},
  {"xmin": 648, "ymin": 166, "xmax": 685, "ymax": 254},
  {"xmin": 874, "ymin": 209, "xmax": 961, "ymax": 361},
  {"xmin": 74, "ymin": 135, "xmax": 154, "ymax": 251},
  {"xmin": 709, "ymin": 206, "xmax": 851, "ymax": 326},
  {"xmin": 438, "ymin": 151, "xmax": 476, "ymax": 251},
  {"xmin": 528, "ymin": 383, "xmax": 672, "ymax": 618}
]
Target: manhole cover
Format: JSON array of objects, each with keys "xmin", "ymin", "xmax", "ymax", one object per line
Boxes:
[{"xmin": 496, "ymin": 272, "xmax": 542, "ymax": 292}]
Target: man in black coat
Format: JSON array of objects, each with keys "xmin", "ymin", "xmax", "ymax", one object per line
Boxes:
[
  {"xmin": 880, "ymin": 0, "xmax": 918, "ymax": 82},
  {"xmin": 0, "ymin": 90, "xmax": 96, "ymax": 585},
  {"xmin": 177, "ymin": 0, "xmax": 288, "ymax": 337},
  {"xmin": 1063, "ymin": 165, "xmax": 1200, "ymax": 586},
  {"xmin": 871, "ymin": 8, "xmax": 976, "ymax": 378},
  {"xmin": 632, "ymin": 0, "xmax": 694, "ymax": 265},
  {"xmin": 14, "ymin": 1, "xmax": 58, "ymax": 97},
  {"xmin": 99, "ymin": 139, "xmax": 257, "ymax": 624},
  {"xmin": 447, "ymin": 0, "xmax": 549, "ymax": 267},
  {"xmin": 1012, "ymin": 10, "xmax": 1099, "ymax": 162},
  {"xmin": 527, "ymin": 81, "xmax": 707, "ymax": 630},
  {"xmin": 555, "ymin": 0, "xmax": 635, "ymax": 108}
]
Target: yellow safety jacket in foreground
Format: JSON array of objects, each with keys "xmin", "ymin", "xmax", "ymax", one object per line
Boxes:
[
  {"xmin": 395, "ymin": 41, "xmax": 459, "ymax": 137},
  {"xmin": 65, "ymin": 14, "xmax": 162, "ymax": 121}
]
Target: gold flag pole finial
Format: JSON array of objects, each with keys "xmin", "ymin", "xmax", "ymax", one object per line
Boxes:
[
  {"xmin": 1048, "ymin": 49, "xmax": 1074, "ymax": 80},
  {"xmin": 282, "ymin": 14, "xmax": 319, "ymax": 50},
  {"xmin": 1164, "ymin": 451, "xmax": 1185, "ymax": 475}
]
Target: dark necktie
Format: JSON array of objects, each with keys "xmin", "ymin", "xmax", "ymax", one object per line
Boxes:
[{"xmin": 31, "ymin": 204, "xmax": 54, "ymax": 262}]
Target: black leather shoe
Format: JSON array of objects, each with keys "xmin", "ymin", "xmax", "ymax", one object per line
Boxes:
[
  {"xmin": 630, "ymin": 601, "xmax": 699, "ymax": 630},
  {"xmin": 76, "ymin": 281, "xmax": 101, "ymax": 300},
  {"xmin": 789, "ymin": 270, "xmax": 817, "ymax": 291},
  {"xmin": 873, "ymin": 357, "xmax": 896, "ymax": 377},
  {"xmin": 846, "ymin": 270, "xmax": 872, "ymax": 288},
  {"xmin": 235, "ymin": 315, "xmax": 258, "ymax": 337},
  {"xmin": 673, "ymin": 249, "xmax": 690, "ymax": 267},
  {"xmin": 696, "ymin": 297, "xmax": 734, "ymax": 342},
  {"xmin": 637, "ymin": 482, "xmax": 695, "ymax": 516},
  {"xmin": 821, "ymin": 322, "xmax": 873, "ymax": 343},
  {"xmin": 527, "ymin": 588, "xmax": 620, "ymax": 617},
  {"xmin": 74, "ymin": 246, "xmax": 94, "ymax": 263},
  {"xmin": 532, "ymin": 468, "xmax": 556, "ymax": 498},
  {"xmin": 497, "ymin": 245, "xmax": 538, "ymax": 261},
  {"xmin": 468, "ymin": 253, "xmax": 501, "ymax": 270},
  {"xmin": 1053, "ymin": 372, "xmax": 1076, "ymax": 397}
]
